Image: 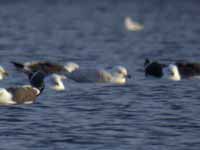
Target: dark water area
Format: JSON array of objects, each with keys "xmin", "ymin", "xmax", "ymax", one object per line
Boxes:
[{"xmin": 0, "ymin": 0, "xmax": 200, "ymax": 149}]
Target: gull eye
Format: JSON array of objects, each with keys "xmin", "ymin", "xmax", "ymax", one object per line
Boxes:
[
  {"xmin": 117, "ymin": 69, "xmax": 122, "ymax": 74},
  {"xmin": 55, "ymin": 81, "xmax": 59, "ymax": 86}
]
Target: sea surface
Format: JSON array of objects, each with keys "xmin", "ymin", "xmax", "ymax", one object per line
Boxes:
[{"xmin": 0, "ymin": 0, "xmax": 200, "ymax": 149}]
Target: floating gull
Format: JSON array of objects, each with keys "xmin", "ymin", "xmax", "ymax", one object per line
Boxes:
[
  {"xmin": 45, "ymin": 74, "xmax": 66, "ymax": 91},
  {"xmin": 176, "ymin": 61, "xmax": 200, "ymax": 79},
  {"xmin": 0, "ymin": 71, "xmax": 46, "ymax": 105},
  {"xmin": 125, "ymin": 16, "xmax": 143, "ymax": 31},
  {"xmin": 11, "ymin": 61, "xmax": 79, "ymax": 75},
  {"xmin": 145, "ymin": 58, "xmax": 200, "ymax": 80},
  {"xmin": 65, "ymin": 65, "xmax": 131, "ymax": 84},
  {"xmin": 145, "ymin": 59, "xmax": 181, "ymax": 81}
]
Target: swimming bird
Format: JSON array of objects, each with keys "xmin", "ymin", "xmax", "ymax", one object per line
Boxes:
[
  {"xmin": 65, "ymin": 65, "xmax": 131, "ymax": 84},
  {"xmin": 11, "ymin": 61, "xmax": 79, "ymax": 75},
  {"xmin": 124, "ymin": 16, "xmax": 143, "ymax": 31},
  {"xmin": 145, "ymin": 58, "xmax": 200, "ymax": 80},
  {"xmin": 45, "ymin": 74, "xmax": 66, "ymax": 91},
  {"xmin": 0, "ymin": 71, "xmax": 45, "ymax": 105},
  {"xmin": 144, "ymin": 59, "xmax": 181, "ymax": 81},
  {"xmin": 176, "ymin": 62, "xmax": 200, "ymax": 79},
  {"xmin": 0, "ymin": 66, "xmax": 9, "ymax": 80}
]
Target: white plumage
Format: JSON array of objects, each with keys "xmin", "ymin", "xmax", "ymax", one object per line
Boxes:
[
  {"xmin": 45, "ymin": 74, "xmax": 66, "ymax": 91},
  {"xmin": 125, "ymin": 17, "xmax": 143, "ymax": 31},
  {"xmin": 0, "ymin": 88, "xmax": 15, "ymax": 105},
  {"xmin": 66, "ymin": 65, "xmax": 131, "ymax": 84},
  {"xmin": 0, "ymin": 66, "xmax": 9, "ymax": 80},
  {"xmin": 163, "ymin": 64, "xmax": 181, "ymax": 81}
]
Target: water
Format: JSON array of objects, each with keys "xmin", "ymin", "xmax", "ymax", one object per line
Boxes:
[{"xmin": 0, "ymin": 0, "xmax": 200, "ymax": 149}]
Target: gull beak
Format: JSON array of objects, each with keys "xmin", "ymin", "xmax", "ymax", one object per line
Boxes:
[{"xmin": 127, "ymin": 74, "xmax": 132, "ymax": 79}]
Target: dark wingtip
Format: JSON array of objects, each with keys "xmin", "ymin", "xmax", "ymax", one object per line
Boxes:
[
  {"xmin": 29, "ymin": 71, "xmax": 46, "ymax": 92},
  {"xmin": 144, "ymin": 58, "xmax": 150, "ymax": 67},
  {"xmin": 10, "ymin": 61, "xmax": 24, "ymax": 69},
  {"xmin": 29, "ymin": 71, "xmax": 46, "ymax": 81}
]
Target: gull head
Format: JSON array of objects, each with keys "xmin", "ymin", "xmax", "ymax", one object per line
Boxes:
[
  {"xmin": 46, "ymin": 74, "xmax": 66, "ymax": 91},
  {"xmin": 112, "ymin": 66, "xmax": 131, "ymax": 78},
  {"xmin": 163, "ymin": 64, "xmax": 181, "ymax": 81},
  {"xmin": 64, "ymin": 62, "xmax": 79, "ymax": 73},
  {"xmin": 110, "ymin": 66, "xmax": 131, "ymax": 84}
]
